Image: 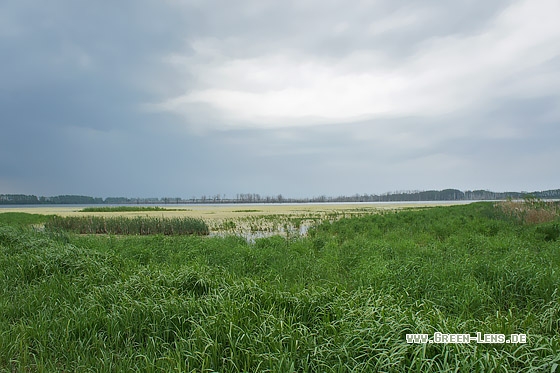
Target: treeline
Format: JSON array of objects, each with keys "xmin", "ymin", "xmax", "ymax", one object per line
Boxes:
[
  {"xmin": 1, "ymin": 189, "xmax": 560, "ymax": 205},
  {"xmin": 283, "ymin": 189, "xmax": 560, "ymax": 203},
  {"xmin": 0, "ymin": 195, "xmax": 103, "ymax": 205},
  {"xmin": 0, "ymin": 194, "xmax": 183, "ymax": 205}
]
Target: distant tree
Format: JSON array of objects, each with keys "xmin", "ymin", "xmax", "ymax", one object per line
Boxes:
[{"xmin": 0, "ymin": 194, "xmax": 39, "ymax": 204}]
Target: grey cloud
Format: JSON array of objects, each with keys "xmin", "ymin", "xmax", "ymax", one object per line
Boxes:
[
  {"xmin": 171, "ymin": 0, "xmax": 511, "ymax": 59},
  {"xmin": 1, "ymin": 0, "xmax": 558, "ymax": 197}
]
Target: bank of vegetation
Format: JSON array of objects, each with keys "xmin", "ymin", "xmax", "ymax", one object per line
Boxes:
[
  {"xmin": 45, "ymin": 216, "xmax": 209, "ymax": 236},
  {"xmin": 0, "ymin": 202, "xmax": 558, "ymax": 371},
  {"xmin": 79, "ymin": 206, "xmax": 190, "ymax": 213}
]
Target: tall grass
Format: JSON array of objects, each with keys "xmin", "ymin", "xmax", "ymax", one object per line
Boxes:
[
  {"xmin": 45, "ymin": 215, "xmax": 209, "ymax": 236},
  {"xmin": 1, "ymin": 202, "xmax": 559, "ymax": 371},
  {"xmin": 499, "ymin": 198, "xmax": 560, "ymax": 224}
]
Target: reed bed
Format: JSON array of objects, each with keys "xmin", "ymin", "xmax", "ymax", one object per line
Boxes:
[
  {"xmin": 45, "ymin": 215, "xmax": 209, "ymax": 235},
  {"xmin": 499, "ymin": 199, "xmax": 560, "ymax": 225},
  {"xmin": 80, "ymin": 206, "xmax": 190, "ymax": 212}
]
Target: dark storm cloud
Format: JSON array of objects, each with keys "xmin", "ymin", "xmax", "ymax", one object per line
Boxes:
[
  {"xmin": 0, "ymin": 1, "xmax": 196, "ymax": 195},
  {"xmin": 1, "ymin": 0, "xmax": 559, "ymax": 197},
  {"xmin": 1, "ymin": 1, "xmax": 187, "ymax": 126}
]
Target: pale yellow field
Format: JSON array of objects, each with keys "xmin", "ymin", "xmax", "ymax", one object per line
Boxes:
[
  {"xmin": 1, "ymin": 202, "xmax": 467, "ymax": 236},
  {"xmin": 0, "ymin": 202, "xmax": 463, "ymax": 219}
]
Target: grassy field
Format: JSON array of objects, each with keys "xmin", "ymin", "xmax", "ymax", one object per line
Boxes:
[{"xmin": 0, "ymin": 202, "xmax": 559, "ymax": 371}]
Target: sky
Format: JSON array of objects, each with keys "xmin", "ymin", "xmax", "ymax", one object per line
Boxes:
[{"xmin": 1, "ymin": 0, "xmax": 559, "ymax": 199}]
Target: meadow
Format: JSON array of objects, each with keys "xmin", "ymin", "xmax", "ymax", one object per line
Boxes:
[{"xmin": 0, "ymin": 201, "xmax": 559, "ymax": 372}]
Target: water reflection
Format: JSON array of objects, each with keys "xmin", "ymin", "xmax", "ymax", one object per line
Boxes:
[{"xmin": 210, "ymin": 223, "xmax": 312, "ymax": 243}]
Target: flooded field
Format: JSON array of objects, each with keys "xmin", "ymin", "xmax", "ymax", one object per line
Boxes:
[{"xmin": 1, "ymin": 202, "xmax": 466, "ymax": 240}]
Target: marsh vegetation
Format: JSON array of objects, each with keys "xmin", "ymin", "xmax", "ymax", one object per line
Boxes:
[
  {"xmin": 0, "ymin": 201, "xmax": 558, "ymax": 371},
  {"xmin": 46, "ymin": 215, "xmax": 209, "ymax": 236},
  {"xmin": 79, "ymin": 206, "xmax": 190, "ymax": 213}
]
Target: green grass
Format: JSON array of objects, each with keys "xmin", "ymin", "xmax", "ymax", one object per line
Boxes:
[
  {"xmin": 0, "ymin": 202, "xmax": 559, "ymax": 371},
  {"xmin": 80, "ymin": 206, "xmax": 189, "ymax": 212},
  {"xmin": 0, "ymin": 212, "xmax": 53, "ymax": 226}
]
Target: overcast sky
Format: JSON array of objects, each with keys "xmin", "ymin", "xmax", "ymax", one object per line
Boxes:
[{"xmin": 1, "ymin": 0, "xmax": 559, "ymax": 198}]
